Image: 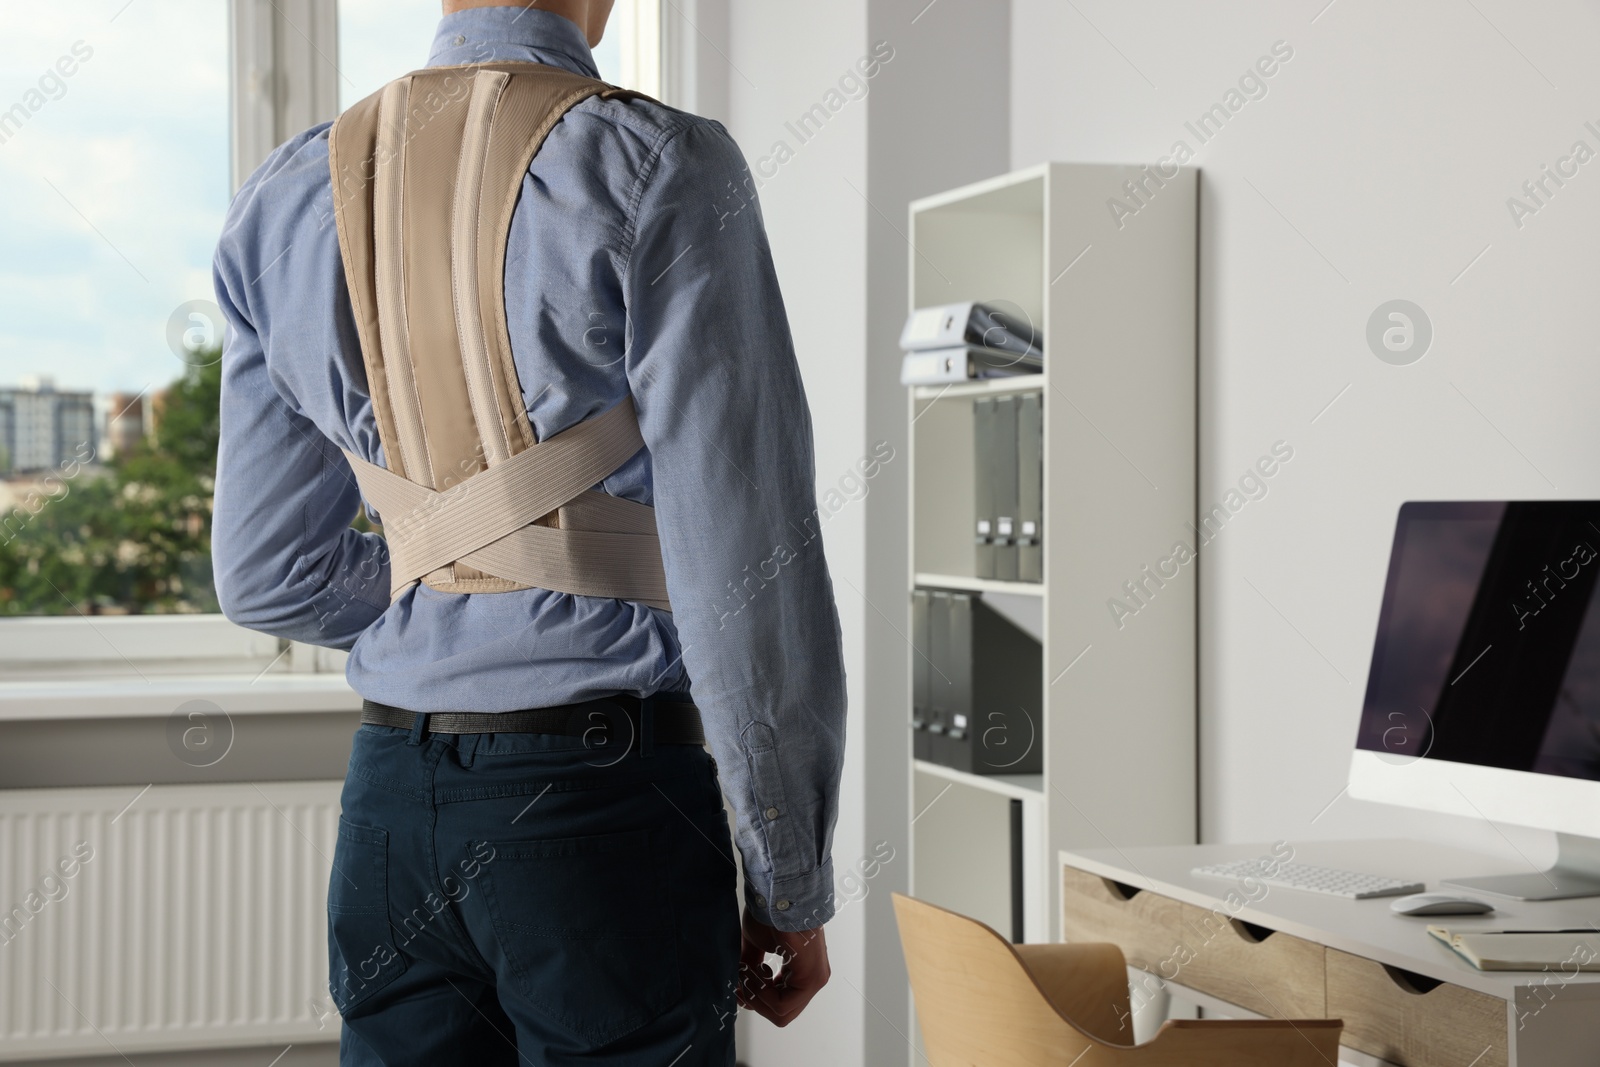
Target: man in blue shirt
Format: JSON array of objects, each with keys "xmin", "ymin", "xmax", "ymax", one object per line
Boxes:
[{"xmin": 211, "ymin": 1, "xmax": 847, "ymax": 1062}]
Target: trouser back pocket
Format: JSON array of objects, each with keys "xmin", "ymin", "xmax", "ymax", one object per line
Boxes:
[
  {"xmin": 479, "ymin": 825, "xmax": 682, "ymax": 1047},
  {"xmin": 327, "ymin": 817, "xmax": 408, "ymax": 1015}
]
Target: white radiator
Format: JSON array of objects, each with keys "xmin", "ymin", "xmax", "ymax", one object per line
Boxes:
[{"xmin": 0, "ymin": 781, "xmax": 343, "ymax": 1060}]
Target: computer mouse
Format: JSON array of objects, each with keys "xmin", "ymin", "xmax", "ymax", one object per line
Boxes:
[{"xmin": 1389, "ymin": 892, "xmax": 1496, "ymax": 916}]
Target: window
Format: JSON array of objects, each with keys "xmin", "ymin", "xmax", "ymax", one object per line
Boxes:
[
  {"xmin": 593, "ymin": 0, "xmax": 662, "ymax": 96},
  {"xmin": 2, "ymin": 0, "xmax": 667, "ymax": 638},
  {"xmin": 0, "ymin": 1, "xmax": 230, "ymax": 618},
  {"xmin": 337, "ymin": 0, "xmax": 662, "ymax": 108},
  {"xmin": 337, "ymin": 0, "xmax": 441, "ymax": 111}
]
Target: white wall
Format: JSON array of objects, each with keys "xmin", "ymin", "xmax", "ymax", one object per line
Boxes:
[
  {"xmin": 1012, "ymin": 0, "xmax": 1600, "ymax": 867},
  {"xmin": 861, "ymin": 2, "xmax": 1009, "ymax": 1061},
  {"xmin": 702, "ymin": 0, "xmax": 1600, "ymax": 1060},
  {"xmin": 703, "ymin": 1, "xmax": 1010, "ymax": 1063},
  {"xmin": 718, "ymin": 3, "xmax": 869, "ymax": 1064}
]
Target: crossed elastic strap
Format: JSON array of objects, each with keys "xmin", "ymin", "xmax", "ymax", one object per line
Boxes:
[{"xmin": 342, "ymin": 397, "xmax": 670, "ymax": 609}]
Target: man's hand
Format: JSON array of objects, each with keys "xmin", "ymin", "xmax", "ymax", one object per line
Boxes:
[{"xmin": 737, "ymin": 907, "xmax": 830, "ymax": 1026}]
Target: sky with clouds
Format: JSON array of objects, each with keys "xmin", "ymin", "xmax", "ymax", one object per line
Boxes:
[
  {"xmin": 0, "ymin": 0, "xmax": 625, "ymax": 400},
  {"xmin": 0, "ymin": 1, "xmax": 230, "ymax": 398}
]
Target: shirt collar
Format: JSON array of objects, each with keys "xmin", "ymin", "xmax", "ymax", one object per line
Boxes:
[{"xmin": 426, "ymin": 6, "xmax": 600, "ymax": 79}]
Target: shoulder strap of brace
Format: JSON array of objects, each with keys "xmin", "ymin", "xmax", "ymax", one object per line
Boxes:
[{"xmin": 328, "ymin": 63, "xmax": 671, "ymax": 609}]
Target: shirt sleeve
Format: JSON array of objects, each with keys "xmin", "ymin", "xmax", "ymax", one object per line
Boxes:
[
  {"xmin": 210, "ymin": 193, "xmax": 391, "ymax": 650},
  {"xmin": 623, "ymin": 120, "xmax": 848, "ymax": 932}
]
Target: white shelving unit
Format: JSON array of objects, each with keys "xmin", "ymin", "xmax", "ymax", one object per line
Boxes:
[{"xmin": 906, "ymin": 163, "xmax": 1198, "ymax": 952}]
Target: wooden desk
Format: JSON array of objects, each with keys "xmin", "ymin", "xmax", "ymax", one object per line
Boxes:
[{"xmin": 1061, "ymin": 841, "xmax": 1600, "ymax": 1067}]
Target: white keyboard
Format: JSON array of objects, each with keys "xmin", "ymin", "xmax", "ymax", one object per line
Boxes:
[{"xmin": 1191, "ymin": 859, "xmax": 1425, "ymax": 900}]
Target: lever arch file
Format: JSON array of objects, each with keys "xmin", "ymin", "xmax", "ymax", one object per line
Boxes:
[
  {"xmin": 901, "ymin": 345, "xmax": 1042, "ymax": 385},
  {"xmin": 943, "ymin": 592, "xmax": 974, "ymax": 769},
  {"xmin": 992, "ymin": 395, "xmax": 1020, "ymax": 582},
  {"xmin": 927, "ymin": 590, "xmax": 953, "ymax": 763},
  {"xmin": 900, "ymin": 301, "xmax": 1044, "ymax": 358},
  {"xmin": 911, "ymin": 588, "xmax": 932, "ymax": 760},
  {"xmin": 973, "ymin": 397, "xmax": 997, "ymax": 579},
  {"xmin": 1017, "ymin": 392, "xmax": 1043, "ymax": 583},
  {"xmin": 912, "ymin": 588, "xmax": 1042, "ymax": 776}
]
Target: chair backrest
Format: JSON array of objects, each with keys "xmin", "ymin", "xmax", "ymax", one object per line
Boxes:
[
  {"xmin": 893, "ymin": 892, "xmax": 1121, "ymax": 1066},
  {"xmin": 893, "ymin": 892, "xmax": 1345, "ymax": 1067}
]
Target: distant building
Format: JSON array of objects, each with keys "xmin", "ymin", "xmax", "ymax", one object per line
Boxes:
[
  {"xmin": 104, "ymin": 391, "xmax": 150, "ymax": 460},
  {"xmin": 149, "ymin": 386, "xmax": 170, "ymax": 439},
  {"xmin": 0, "ymin": 377, "xmax": 97, "ymax": 476}
]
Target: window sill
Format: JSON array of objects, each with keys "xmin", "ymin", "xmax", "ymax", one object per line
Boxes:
[{"xmin": 0, "ymin": 672, "xmax": 361, "ymax": 722}]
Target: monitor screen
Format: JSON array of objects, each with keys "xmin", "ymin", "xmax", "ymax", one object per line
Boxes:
[{"xmin": 1356, "ymin": 501, "xmax": 1600, "ymax": 782}]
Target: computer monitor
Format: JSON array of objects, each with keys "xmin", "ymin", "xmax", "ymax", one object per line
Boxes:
[{"xmin": 1348, "ymin": 500, "xmax": 1600, "ymax": 900}]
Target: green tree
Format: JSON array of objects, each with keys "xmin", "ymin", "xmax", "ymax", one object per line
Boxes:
[{"xmin": 0, "ymin": 351, "xmax": 222, "ymax": 615}]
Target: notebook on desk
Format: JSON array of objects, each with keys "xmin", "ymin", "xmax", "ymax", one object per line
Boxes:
[{"xmin": 1427, "ymin": 925, "xmax": 1600, "ymax": 971}]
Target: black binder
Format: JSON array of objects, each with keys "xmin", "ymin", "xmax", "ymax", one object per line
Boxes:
[
  {"xmin": 900, "ymin": 301, "xmax": 1045, "ymax": 358},
  {"xmin": 912, "ymin": 588, "xmax": 1043, "ymax": 776},
  {"xmin": 927, "ymin": 590, "xmax": 952, "ymax": 763},
  {"xmin": 944, "ymin": 592, "xmax": 974, "ymax": 768},
  {"xmin": 992, "ymin": 395, "xmax": 1020, "ymax": 581},
  {"xmin": 911, "ymin": 589, "xmax": 931, "ymax": 759},
  {"xmin": 973, "ymin": 397, "xmax": 996, "ymax": 579},
  {"xmin": 968, "ymin": 596, "xmax": 1041, "ymax": 774},
  {"xmin": 1017, "ymin": 392, "xmax": 1043, "ymax": 583}
]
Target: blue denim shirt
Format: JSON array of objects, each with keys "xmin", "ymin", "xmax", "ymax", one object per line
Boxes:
[{"xmin": 211, "ymin": 8, "xmax": 846, "ymax": 931}]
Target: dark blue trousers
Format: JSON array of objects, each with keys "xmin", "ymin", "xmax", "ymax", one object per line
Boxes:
[{"xmin": 328, "ymin": 720, "xmax": 741, "ymax": 1066}]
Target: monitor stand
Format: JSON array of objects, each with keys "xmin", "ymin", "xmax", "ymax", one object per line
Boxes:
[{"xmin": 1443, "ymin": 832, "xmax": 1600, "ymax": 901}]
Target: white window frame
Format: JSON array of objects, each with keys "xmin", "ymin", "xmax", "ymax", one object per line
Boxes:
[
  {"xmin": 230, "ymin": 0, "xmax": 341, "ymax": 193},
  {"xmin": 1, "ymin": 615, "xmax": 282, "ymax": 679},
  {"xmin": 2, "ymin": 2, "xmax": 341, "ymax": 678},
  {"xmin": 4, "ymin": 0, "xmax": 699, "ymax": 679}
]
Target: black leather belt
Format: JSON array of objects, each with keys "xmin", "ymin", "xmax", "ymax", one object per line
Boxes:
[{"xmin": 360, "ymin": 692, "xmax": 705, "ymax": 747}]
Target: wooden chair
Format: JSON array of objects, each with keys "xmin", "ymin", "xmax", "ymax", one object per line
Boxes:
[{"xmin": 893, "ymin": 893, "xmax": 1342, "ymax": 1066}]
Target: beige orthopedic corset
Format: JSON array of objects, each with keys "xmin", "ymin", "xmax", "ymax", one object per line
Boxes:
[{"xmin": 328, "ymin": 63, "xmax": 670, "ymax": 611}]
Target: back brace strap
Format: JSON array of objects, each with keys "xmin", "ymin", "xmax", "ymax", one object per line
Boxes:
[{"xmin": 328, "ymin": 63, "xmax": 671, "ymax": 610}]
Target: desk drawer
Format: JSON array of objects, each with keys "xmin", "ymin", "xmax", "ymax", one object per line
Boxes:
[
  {"xmin": 1060, "ymin": 866, "xmax": 1185, "ymax": 972},
  {"xmin": 1326, "ymin": 949, "xmax": 1508, "ymax": 1067},
  {"xmin": 1175, "ymin": 903, "xmax": 1326, "ymax": 1019}
]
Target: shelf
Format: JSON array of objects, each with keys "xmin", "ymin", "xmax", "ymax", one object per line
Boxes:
[
  {"xmin": 911, "ymin": 375, "xmax": 1045, "ymax": 401},
  {"xmin": 914, "ymin": 758, "xmax": 1044, "ymax": 802},
  {"xmin": 912, "ymin": 572, "xmax": 1044, "ymax": 597}
]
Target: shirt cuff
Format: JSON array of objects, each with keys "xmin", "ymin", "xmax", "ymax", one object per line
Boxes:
[{"xmin": 746, "ymin": 858, "xmax": 836, "ymax": 933}]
